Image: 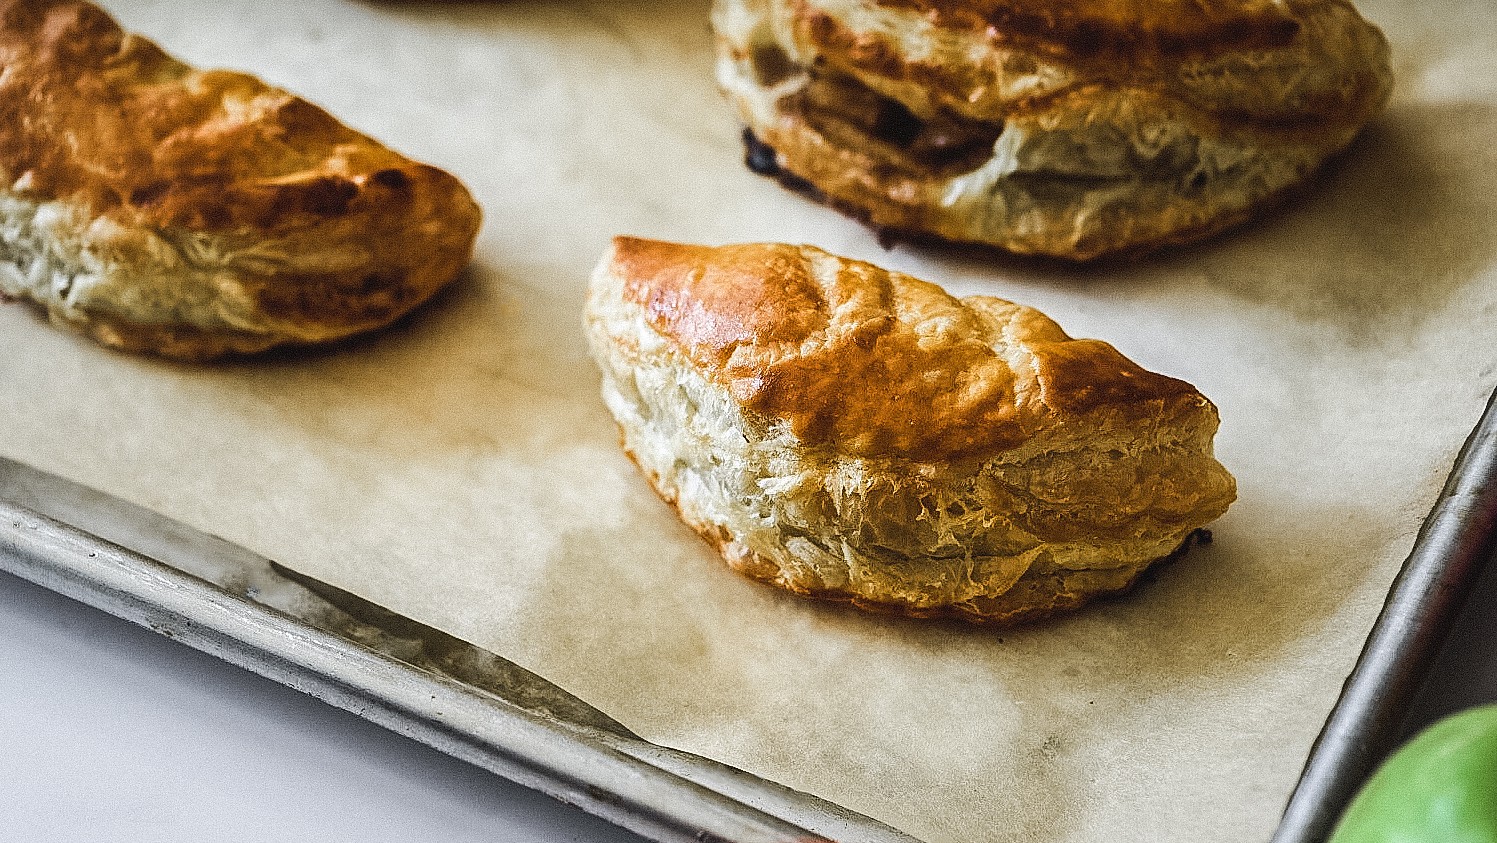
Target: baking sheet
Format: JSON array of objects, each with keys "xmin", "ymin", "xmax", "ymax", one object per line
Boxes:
[
  {"xmin": 1272, "ymin": 383, "xmax": 1497, "ymax": 843},
  {"xmin": 3, "ymin": 1, "xmax": 1496, "ymax": 841},
  {"xmin": 0, "ymin": 456, "xmax": 914, "ymax": 843}
]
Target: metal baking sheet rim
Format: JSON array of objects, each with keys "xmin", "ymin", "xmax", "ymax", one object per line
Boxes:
[{"xmin": 3, "ymin": 386, "xmax": 1497, "ymax": 843}]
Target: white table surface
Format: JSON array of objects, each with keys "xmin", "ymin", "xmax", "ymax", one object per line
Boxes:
[
  {"xmin": 0, "ymin": 568, "xmax": 647, "ymax": 843},
  {"xmin": 3, "ymin": 545, "xmax": 1495, "ymax": 843}
]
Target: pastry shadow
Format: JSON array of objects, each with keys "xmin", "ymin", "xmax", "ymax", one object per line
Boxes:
[
  {"xmin": 495, "ymin": 507, "xmax": 1096, "ymax": 843},
  {"xmin": 489, "ymin": 486, "xmax": 1386, "ymax": 843},
  {"xmin": 1147, "ymin": 100, "xmax": 1497, "ymax": 337},
  {"xmin": 204, "ymin": 258, "xmax": 612, "ymax": 463},
  {"xmin": 903, "ymin": 100, "xmax": 1497, "ymax": 331}
]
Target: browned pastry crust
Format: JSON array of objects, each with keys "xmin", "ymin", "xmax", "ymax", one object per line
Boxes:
[
  {"xmin": 586, "ymin": 237, "xmax": 1237, "ymax": 624},
  {"xmin": 0, "ymin": 0, "xmax": 481, "ymax": 358},
  {"xmin": 713, "ymin": 0, "xmax": 1393, "ymax": 260}
]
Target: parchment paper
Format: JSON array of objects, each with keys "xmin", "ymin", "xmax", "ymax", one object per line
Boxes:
[{"xmin": 4, "ymin": 1, "xmax": 1496, "ymax": 840}]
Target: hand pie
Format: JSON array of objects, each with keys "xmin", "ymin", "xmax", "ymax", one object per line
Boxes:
[
  {"xmin": 0, "ymin": 0, "xmax": 481, "ymax": 359},
  {"xmin": 713, "ymin": 0, "xmax": 1393, "ymax": 260},
  {"xmin": 586, "ymin": 237, "xmax": 1236, "ymax": 624}
]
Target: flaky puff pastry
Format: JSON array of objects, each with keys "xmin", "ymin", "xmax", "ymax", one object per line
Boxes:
[
  {"xmin": 0, "ymin": 0, "xmax": 481, "ymax": 359},
  {"xmin": 586, "ymin": 237, "xmax": 1236, "ymax": 624},
  {"xmin": 714, "ymin": 0, "xmax": 1392, "ymax": 260}
]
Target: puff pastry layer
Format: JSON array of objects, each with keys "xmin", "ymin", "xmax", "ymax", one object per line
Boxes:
[
  {"xmin": 714, "ymin": 0, "xmax": 1393, "ymax": 259},
  {"xmin": 586, "ymin": 237, "xmax": 1237, "ymax": 623},
  {"xmin": 0, "ymin": 0, "xmax": 481, "ymax": 358}
]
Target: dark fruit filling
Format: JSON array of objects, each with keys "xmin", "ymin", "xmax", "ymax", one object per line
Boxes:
[{"xmin": 784, "ymin": 72, "xmax": 1003, "ymax": 175}]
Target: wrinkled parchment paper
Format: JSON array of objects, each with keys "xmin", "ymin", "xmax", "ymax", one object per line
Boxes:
[{"xmin": 4, "ymin": 1, "xmax": 1496, "ymax": 840}]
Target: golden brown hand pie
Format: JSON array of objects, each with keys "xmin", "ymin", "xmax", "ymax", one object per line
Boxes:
[
  {"xmin": 586, "ymin": 237, "xmax": 1236, "ymax": 624},
  {"xmin": 713, "ymin": 0, "xmax": 1393, "ymax": 260},
  {"xmin": 0, "ymin": 0, "xmax": 481, "ymax": 359}
]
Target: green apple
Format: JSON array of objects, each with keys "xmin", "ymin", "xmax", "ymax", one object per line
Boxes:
[{"xmin": 1328, "ymin": 703, "xmax": 1497, "ymax": 843}]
